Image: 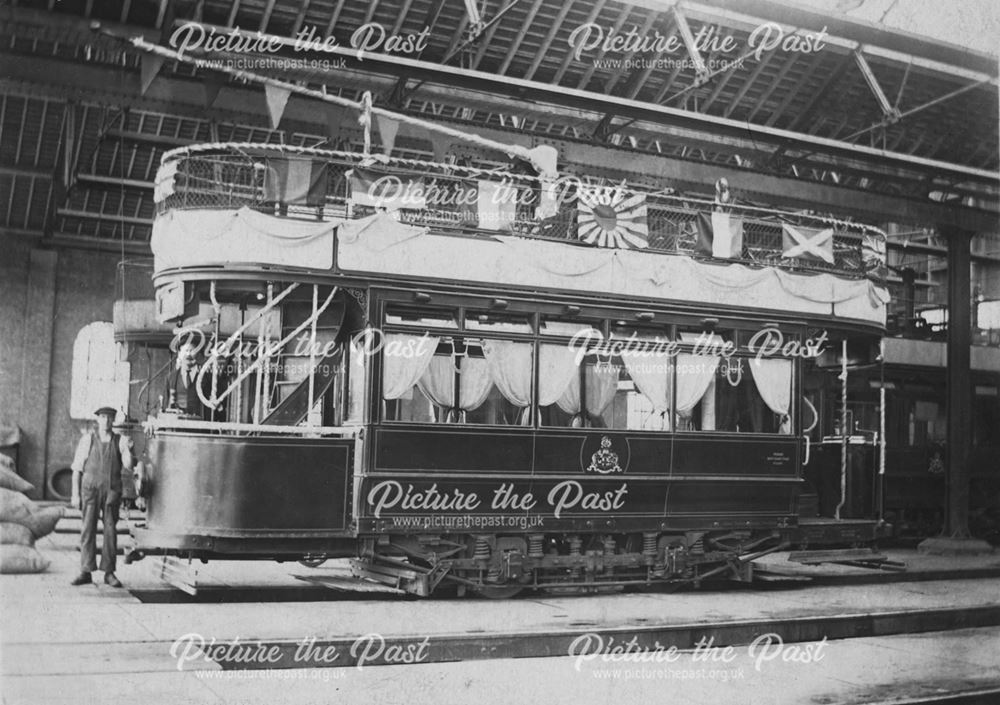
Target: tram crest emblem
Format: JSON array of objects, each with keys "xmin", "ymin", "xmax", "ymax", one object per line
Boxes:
[{"xmin": 586, "ymin": 436, "xmax": 623, "ymax": 474}]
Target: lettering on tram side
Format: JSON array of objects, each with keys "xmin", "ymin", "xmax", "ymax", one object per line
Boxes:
[
  {"xmin": 366, "ymin": 480, "xmax": 629, "ymax": 520},
  {"xmin": 170, "ymin": 632, "xmax": 432, "ymax": 670}
]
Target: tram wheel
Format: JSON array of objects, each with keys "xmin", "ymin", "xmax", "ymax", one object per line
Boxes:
[
  {"xmin": 298, "ymin": 557, "xmax": 328, "ymax": 568},
  {"xmin": 473, "ymin": 584, "xmax": 525, "ymax": 599}
]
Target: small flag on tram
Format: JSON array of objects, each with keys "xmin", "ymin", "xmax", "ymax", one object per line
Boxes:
[
  {"xmin": 695, "ymin": 212, "xmax": 744, "ymax": 259},
  {"xmin": 861, "ymin": 232, "xmax": 887, "ymax": 272},
  {"xmin": 153, "ymin": 161, "xmax": 178, "ymax": 204},
  {"xmin": 350, "ymin": 168, "xmax": 426, "ymax": 210},
  {"xmin": 781, "ymin": 224, "xmax": 834, "ymax": 264},
  {"xmin": 263, "ymin": 158, "xmax": 327, "ymax": 206},
  {"xmin": 577, "ymin": 186, "xmax": 648, "ymax": 249},
  {"xmin": 473, "ymin": 180, "xmax": 517, "ymax": 231}
]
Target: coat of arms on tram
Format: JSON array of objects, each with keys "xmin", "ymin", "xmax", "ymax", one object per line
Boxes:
[{"xmin": 586, "ymin": 436, "xmax": 623, "ymax": 474}]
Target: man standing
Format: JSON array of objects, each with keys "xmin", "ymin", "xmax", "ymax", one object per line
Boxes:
[
  {"xmin": 70, "ymin": 407, "xmax": 135, "ymax": 588},
  {"xmin": 163, "ymin": 341, "xmax": 208, "ymax": 418}
]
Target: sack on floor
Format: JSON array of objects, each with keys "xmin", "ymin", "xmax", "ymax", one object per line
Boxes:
[
  {"xmin": 0, "ymin": 490, "xmax": 65, "ymax": 538},
  {"xmin": 0, "ymin": 487, "xmax": 35, "ymax": 524},
  {"xmin": 25, "ymin": 506, "xmax": 64, "ymax": 539},
  {"xmin": 0, "ymin": 522, "xmax": 35, "ymax": 546},
  {"xmin": 0, "ymin": 456, "xmax": 33, "ymax": 494},
  {"xmin": 0, "ymin": 544, "xmax": 50, "ymax": 574}
]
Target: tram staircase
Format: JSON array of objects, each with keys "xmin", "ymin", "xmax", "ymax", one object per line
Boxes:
[{"xmin": 264, "ymin": 298, "xmax": 344, "ymax": 425}]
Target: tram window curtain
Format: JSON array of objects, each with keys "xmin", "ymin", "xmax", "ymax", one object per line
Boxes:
[
  {"xmin": 621, "ymin": 350, "xmax": 672, "ymax": 431},
  {"xmin": 675, "ymin": 355, "xmax": 720, "ymax": 423},
  {"xmin": 621, "ymin": 351, "xmax": 672, "ymax": 413},
  {"xmin": 538, "ymin": 344, "xmax": 581, "ymax": 406},
  {"xmin": 748, "ymin": 357, "xmax": 793, "ymax": 434},
  {"xmin": 382, "ymin": 333, "xmax": 440, "ymax": 399},
  {"xmin": 416, "ymin": 353, "xmax": 494, "ymax": 421},
  {"xmin": 482, "ymin": 340, "xmax": 533, "ymax": 408},
  {"xmin": 556, "ymin": 364, "xmax": 619, "ymax": 422},
  {"xmin": 675, "ymin": 333, "xmax": 722, "ymax": 430}
]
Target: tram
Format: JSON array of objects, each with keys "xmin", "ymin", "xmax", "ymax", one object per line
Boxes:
[{"xmin": 123, "ymin": 141, "xmax": 892, "ymax": 596}]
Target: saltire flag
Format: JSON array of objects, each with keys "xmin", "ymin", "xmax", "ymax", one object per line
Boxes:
[
  {"xmin": 263, "ymin": 158, "xmax": 327, "ymax": 206},
  {"xmin": 350, "ymin": 168, "xmax": 425, "ymax": 210},
  {"xmin": 782, "ymin": 224, "xmax": 834, "ymax": 264},
  {"xmin": 694, "ymin": 211, "xmax": 744, "ymax": 258},
  {"xmin": 577, "ymin": 186, "xmax": 648, "ymax": 249}
]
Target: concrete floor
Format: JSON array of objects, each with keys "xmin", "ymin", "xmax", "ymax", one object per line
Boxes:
[{"xmin": 2, "ymin": 524, "xmax": 999, "ymax": 704}]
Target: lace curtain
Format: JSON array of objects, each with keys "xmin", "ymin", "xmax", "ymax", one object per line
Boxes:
[
  {"xmin": 382, "ymin": 333, "xmax": 440, "ymax": 399},
  {"xmin": 417, "ymin": 355, "xmax": 494, "ymax": 421},
  {"xmin": 482, "ymin": 340, "xmax": 533, "ymax": 407},
  {"xmin": 749, "ymin": 357, "xmax": 793, "ymax": 434}
]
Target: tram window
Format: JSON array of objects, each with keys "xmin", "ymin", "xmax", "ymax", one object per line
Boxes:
[
  {"xmin": 384, "ymin": 305, "xmax": 458, "ymax": 329},
  {"xmin": 538, "ymin": 352, "xmax": 620, "ymax": 428},
  {"xmin": 539, "ymin": 318, "xmax": 603, "ymax": 339},
  {"xmin": 382, "ymin": 335, "xmax": 531, "ymax": 425},
  {"xmin": 465, "ymin": 311, "xmax": 533, "ymax": 334},
  {"xmin": 676, "ymin": 326, "xmax": 735, "ymax": 354},
  {"xmin": 713, "ymin": 357, "xmax": 792, "ymax": 434}
]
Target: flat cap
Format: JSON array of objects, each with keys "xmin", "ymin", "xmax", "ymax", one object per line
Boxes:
[{"xmin": 93, "ymin": 406, "xmax": 117, "ymax": 417}]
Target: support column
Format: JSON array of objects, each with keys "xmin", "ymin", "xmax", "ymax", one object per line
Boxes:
[
  {"xmin": 919, "ymin": 225, "xmax": 990, "ymax": 554},
  {"xmin": 944, "ymin": 225, "xmax": 971, "ymax": 537},
  {"xmin": 18, "ymin": 249, "xmax": 58, "ymax": 498}
]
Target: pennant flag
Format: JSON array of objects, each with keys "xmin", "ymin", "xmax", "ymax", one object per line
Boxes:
[
  {"xmin": 782, "ymin": 224, "xmax": 834, "ymax": 264},
  {"xmin": 263, "ymin": 158, "xmax": 327, "ymax": 206},
  {"xmin": 140, "ymin": 54, "xmax": 165, "ymax": 95},
  {"xmin": 264, "ymin": 84, "xmax": 292, "ymax": 129},
  {"xmin": 428, "ymin": 132, "xmax": 450, "ymax": 163},
  {"xmin": 153, "ymin": 161, "xmax": 178, "ymax": 204},
  {"xmin": 577, "ymin": 186, "xmax": 648, "ymax": 249},
  {"xmin": 203, "ymin": 73, "xmax": 224, "ymax": 108},
  {"xmin": 375, "ymin": 114, "xmax": 400, "ymax": 156},
  {"xmin": 695, "ymin": 212, "xmax": 744, "ymax": 258},
  {"xmin": 350, "ymin": 169, "xmax": 425, "ymax": 210},
  {"xmin": 474, "ymin": 180, "xmax": 517, "ymax": 231}
]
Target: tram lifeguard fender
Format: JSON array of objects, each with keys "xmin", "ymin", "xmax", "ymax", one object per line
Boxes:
[{"xmin": 151, "ymin": 207, "xmax": 340, "ymax": 272}]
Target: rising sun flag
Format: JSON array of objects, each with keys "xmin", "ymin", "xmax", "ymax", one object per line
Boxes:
[{"xmin": 577, "ymin": 185, "xmax": 649, "ymax": 249}]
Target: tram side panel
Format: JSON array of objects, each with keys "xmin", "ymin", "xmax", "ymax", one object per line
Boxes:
[
  {"xmin": 135, "ymin": 432, "xmax": 356, "ymax": 557},
  {"xmin": 355, "ymin": 426, "xmax": 801, "ymax": 535}
]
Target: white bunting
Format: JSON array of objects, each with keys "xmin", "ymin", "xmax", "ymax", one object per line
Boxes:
[
  {"xmin": 264, "ymin": 84, "xmax": 292, "ymax": 129},
  {"xmin": 375, "ymin": 114, "xmax": 400, "ymax": 156}
]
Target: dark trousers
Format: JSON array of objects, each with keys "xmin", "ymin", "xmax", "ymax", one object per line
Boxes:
[{"xmin": 80, "ymin": 479, "xmax": 120, "ymax": 573}]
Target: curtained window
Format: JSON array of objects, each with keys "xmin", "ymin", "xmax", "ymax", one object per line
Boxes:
[
  {"xmin": 386, "ymin": 337, "xmax": 527, "ymax": 425},
  {"xmin": 621, "ymin": 344, "xmax": 673, "ymax": 431},
  {"xmin": 747, "ymin": 357, "xmax": 792, "ymax": 434}
]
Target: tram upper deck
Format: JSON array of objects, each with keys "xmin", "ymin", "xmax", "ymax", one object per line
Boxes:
[{"xmin": 150, "ymin": 143, "xmax": 889, "ymax": 332}]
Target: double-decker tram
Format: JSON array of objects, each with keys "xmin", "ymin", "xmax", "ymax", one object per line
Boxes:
[{"xmin": 126, "ymin": 141, "xmax": 892, "ymax": 596}]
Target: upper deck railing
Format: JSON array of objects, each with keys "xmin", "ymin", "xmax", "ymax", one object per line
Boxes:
[{"xmin": 154, "ymin": 143, "xmax": 887, "ymax": 283}]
